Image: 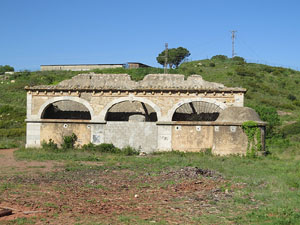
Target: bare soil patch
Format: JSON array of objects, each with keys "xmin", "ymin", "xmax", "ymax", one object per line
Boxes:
[
  {"xmin": 0, "ymin": 149, "xmax": 237, "ymax": 224},
  {"xmin": 0, "ymin": 149, "xmax": 62, "ymax": 175}
]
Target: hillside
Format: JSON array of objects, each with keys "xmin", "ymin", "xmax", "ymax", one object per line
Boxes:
[{"xmin": 0, "ymin": 56, "xmax": 299, "ymax": 156}]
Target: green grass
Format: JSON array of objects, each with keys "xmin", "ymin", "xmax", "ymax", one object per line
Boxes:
[
  {"xmin": 10, "ymin": 149, "xmax": 300, "ymax": 224},
  {"xmin": 0, "ymin": 218, "xmax": 36, "ymax": 225}
]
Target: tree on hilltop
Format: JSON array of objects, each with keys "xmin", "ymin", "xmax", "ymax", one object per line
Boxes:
[
  {"xmin": 156, "ymin": 47, "xmax": 190, "ymax": 69},
  {"xmin": 0, "ymin": 65, "xmax": 14, "ymax": 75}
]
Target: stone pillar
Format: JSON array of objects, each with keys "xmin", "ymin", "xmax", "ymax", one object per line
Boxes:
[
  {"xmin": 157, "ymin": 124, "xmax": 172, "ymax": 151},
  {"xmin": 91, "ymin": 124, "xmax": 106, "ymax": 145},
  {"xmin": 26, "ymin": 122, "xmax": 41, "ymax": 148}
]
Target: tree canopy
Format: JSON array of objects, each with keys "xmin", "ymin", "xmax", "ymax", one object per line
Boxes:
[
  {"xmin": 156, "ymin": 47, "xmax": 190, "ymax": 68},
  {"xmin": 0, "ymin": 65, "xmax": 14, "ymax": 75}
]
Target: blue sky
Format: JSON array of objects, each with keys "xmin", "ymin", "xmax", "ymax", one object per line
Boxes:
[{"xmin": 1, "ymin": 0, "xmax": 300, "ymax": 71}]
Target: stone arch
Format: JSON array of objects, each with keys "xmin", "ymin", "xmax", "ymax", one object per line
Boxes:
[
  {"xmin": 38, "ymin": 96, "xmax": 95, "ymax": 120},
  {"xmin": 167, "ymin": 98, "xmax": 227, "ymax": 121},
  {"xmin": 98, "ymin": 96, "xmax": 162, "ymax": 122}
]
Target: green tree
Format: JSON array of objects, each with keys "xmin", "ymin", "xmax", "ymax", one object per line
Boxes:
[
  {"xmin": 0, "ymin": 65, "xmax": 14, "ymax": 75},
  {"xmin": 156, "ymin": 47, "xmax": 190, "ymax": 68}
]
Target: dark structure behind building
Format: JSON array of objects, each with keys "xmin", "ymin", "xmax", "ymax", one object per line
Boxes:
[{"xmin": 40, "ymin": 62, "xmax": 150, "ymax": 71}]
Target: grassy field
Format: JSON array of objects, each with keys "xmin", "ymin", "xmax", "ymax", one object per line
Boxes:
[
  {"xmin": 0, "ymin": 56, "xmax": 299, "ymax": 223},
  {"xmin": 0, "ymin": 148, "xmax": 299, "ymax": 224}
]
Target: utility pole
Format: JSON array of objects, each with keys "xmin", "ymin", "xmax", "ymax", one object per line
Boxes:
[
  {"xmin": 164, "ymin": 43, "xmax": 168, "ymax": 74},
  {"xmin": 231, "ymin": 30, "xmax": 237, "ymax": 58}
]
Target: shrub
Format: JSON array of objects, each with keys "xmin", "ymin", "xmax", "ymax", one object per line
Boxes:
[
  {"xmin": 0, "ymin": 128, "xmax": 25, "ymax": 137},
  {"xmin": 81, "ymin": 143, "xmax": 139, "ymax": 155},
  {"xmin": 81, "ymin": 143, "xmax": 121, "ymax": 154},
  {"xmin": 261, "ymin": 66, "xmax": 275, "ymax": 73},
  {"xmin": 81, "ymin": 143, "xmax": 96, "ymax": 151},
  {"xmin": 96, "ymin": 143, "xmax": 121, "ymax": 153},
  {"xmin": 281, "ymin": 121, "xmax": 300, "ymax": 137},
  {"xmin": 273, "ymin": 70, "xmax": 282, "ymax": 76},
  {"xmin": 288, "ymin": 94, "xmax": 297, "ymax": 101},
  {"xmin": 232, "ymin": 56, "xmax": 245, "ymax": 63},
  {"xmin": 293, "ymin": 100, "xmax": 300, "ymax": 107},
  {"xmin": 209, "ymin": 62, "xmax": 215, "ymax": 67},
  {"xmin": 235, "ymin": 66, "xmax": 256, "ymax": 76},
  {"xmin": 250, "ymin": 105, "xmax": 280, "ymax": 138},
  {"xmin": 211, "ymin": 55, "xmax": 228, "ymax": 61},
  {"xmin": 121, "ymin": 146, "xmax": 140, "ymax": 156},
  {"xmin": 97, "ymin": 143, "xmax": 118, "ymax": 152},
  {"xmin": 61, "ymin": 133, "xmax": 78, "ymax": 150},
  {"xmin": 42, "ymin": 139, "xmax": 58, "ymax": 151}
]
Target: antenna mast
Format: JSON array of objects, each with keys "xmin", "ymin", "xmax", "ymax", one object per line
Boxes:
[
  {"xmin": 231, "ymin": 30, "xmax": 237, "ymax": 58},
  {"xmin": 164, "ymin": 43, "xmax": 168, "ymax": 74}
]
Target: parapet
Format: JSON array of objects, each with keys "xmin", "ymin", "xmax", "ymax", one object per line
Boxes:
[{"xmin": 25, "ymin": 73, "xmax": 246, "ymax": 92}]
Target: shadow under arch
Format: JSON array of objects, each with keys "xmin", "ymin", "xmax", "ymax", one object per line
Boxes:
[
  {"xmin": 38, "ymin": 97, "xmax": 94, "ymax": 120},
  {"xmin": 98, "ymin": 97, "xmax": 162, "ymax": 122},
  {"xmin": 167, "ymin": 98, "xmax": 227, "ymax": 121}
]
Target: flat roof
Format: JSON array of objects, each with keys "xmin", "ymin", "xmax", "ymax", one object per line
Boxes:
[
  {"xmin": 26, "ymin": 73, "xmax": 247, "ymax": 93},
  {"xmin": 40, "ymin": 62, "xmax": 150, "ymax": 66}
]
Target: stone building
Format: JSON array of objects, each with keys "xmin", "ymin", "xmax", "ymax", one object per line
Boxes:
[
  {"xmin": 40, "ymin": 62, "xmax": 150, "ymax": 71},
  {"xmin": 25, "ymin": 73, "xmax": 266, "ymax": 155}
]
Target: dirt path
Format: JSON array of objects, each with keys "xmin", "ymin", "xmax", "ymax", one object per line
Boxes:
[{"xmin": 0, "ymin": 149, "xmax": 61, "ymax": 175}]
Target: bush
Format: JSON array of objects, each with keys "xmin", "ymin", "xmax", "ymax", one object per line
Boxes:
[
  {"xmin": 288, "ymin": 94, "xmax": 297, "ymax": 101},
  {"xmin": 98, "ymin": 143, "xmax": 119, "ymax": 153},
  {"xmin": 42, "ymin": 139, "xmax": 58, "ymax": 151},
  {"xmin": 251, "ymin": 105, "xmax": 280, "ymax": 138},
  {"xmin": 261, "ymin": 66, "xmax": 275, "ymax": 73},
  {"xmin": 235, "ymin": 66, "xmax": 256, "ymax": 76},
  {"xmin": 81, "ymin": 143, "xmax": 139, "ymax": 155},
  {"xmin": 81, "ymin": 143, "xmax": 96, "ymax": 151},
  {"xmin": 282, "ymin": 121, "xmax": 300, "ymax": 137},
  {"xmin": 293, "ymin": 100, "xmax": 300, "ymax": 107},
  {"xmin": 121, "ymin": 146, "xmax": 140, "ymax": 156},
  {"xmin": 81, "ymin": 143, "xmax": 121, "ymax": 153},
  {"xmin": 211, "ymin": 55, "xmax": 228, "ymax": 61},
  {"xmin": 232, "ymin": 56, "xmax": 245, "ymax": 63},
  {"xmin": 0, "ymin": 105, "xmax": 15, "ymax": 114},
  {"xmin": 61, "ymin": 133, "xmax": 78, "ymax": 150},
  {"xmin": 209, "ymin": 62, "xmax": 215, "ymax": 67},
  {"xmin": 0, "ymin": 128, "xmax": 25, "ymax": 137}
]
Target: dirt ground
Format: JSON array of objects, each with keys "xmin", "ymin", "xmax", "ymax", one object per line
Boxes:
[
  {"xmin": 0, "ymin": 149, "xmax": 62, "ymax": 175},
  {"xmin": 0, "ymin": 149, "xmax": 236, "ymax": 224}
]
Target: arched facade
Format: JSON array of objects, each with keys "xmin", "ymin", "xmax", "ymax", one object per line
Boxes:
[
  {"xmin": 167, "ymin": 98, "xmax": 227, "ymax": 122},
  {"xmin": 98, "ymin": 96, "xmax": 162, "ymax": 122},
  {"xmin": 37, "ymin": 96, "xmax": 95, "ymax": 120},
  {"xmin": 25, "ymin": 73, "xmax": 265, "ymax": 155}
]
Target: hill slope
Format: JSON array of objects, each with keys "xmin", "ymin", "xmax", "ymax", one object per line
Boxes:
[{"xmin": 0, "ymin": 56, "xmax": 299, "ymax": 155}]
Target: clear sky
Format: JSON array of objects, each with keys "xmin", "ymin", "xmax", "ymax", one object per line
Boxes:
[{"xmin": 1, "ymin": 0, "xmax": 300, "ymax": 71}]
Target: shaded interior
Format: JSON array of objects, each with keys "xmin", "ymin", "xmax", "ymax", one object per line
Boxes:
[
  {"xmin": 106, "ymin": 101, "xmax": 157, "ymax": 122},
  {"xmin": 42, "ymin": 100, "xmax": 91, "ymax": 120},
  {"xmin": 172, "ymin": 101, "xmax": 222, "ymax": 121}
]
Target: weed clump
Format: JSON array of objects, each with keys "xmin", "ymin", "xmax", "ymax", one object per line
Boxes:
[
  {"xmin": 61, "ymin": 133, "xmax": 78, "ymax": 150},
  {"xmin": 41, "ymin": 139, "xmax": 58, "ymax": 151},
  {"xmin": 82, "ymin": 143, "xmax": 139, "ymax": 156},
  {"xmin": 41, "ymin": 137, "xmax": 139, "ymax": 156},
  {"xmin": 81, "ymin": 143, "xmax": 121, "ymax": 154}
]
